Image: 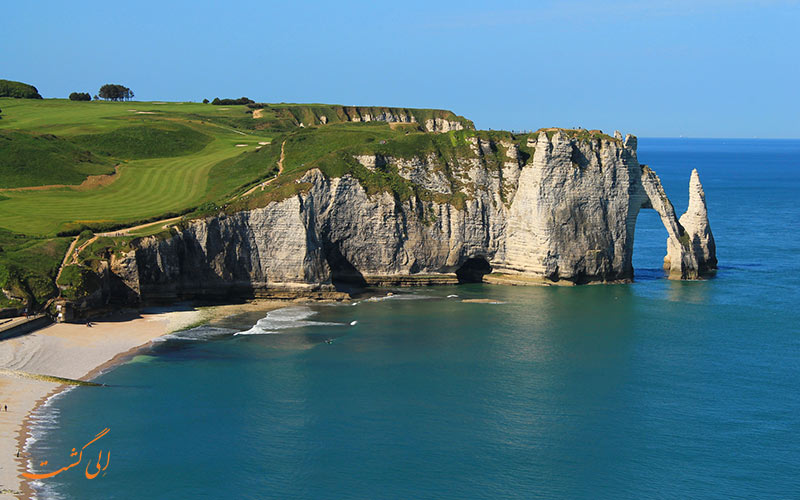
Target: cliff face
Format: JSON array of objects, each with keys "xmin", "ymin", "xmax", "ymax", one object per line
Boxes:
[
  {"xmin": 269, "ymin": 105, "xmax": 473, "ymax": 132},
  {"xmin": 124, "ymin": 131, "xmax": 716, "ymax": 301}
]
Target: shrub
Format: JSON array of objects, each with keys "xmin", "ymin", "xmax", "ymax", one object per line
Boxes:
[
  {"xmin": 69, "ymin": 92, "xmax": 92, "ymax": 101},
  {"xmin": 202, "ymin": 98, "xmax": 209, "ymax": 104}
]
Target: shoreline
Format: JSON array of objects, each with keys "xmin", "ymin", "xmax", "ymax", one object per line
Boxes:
[{"xmin": 0, "ymin": 299, "xmax": 299, "ymax": 500}]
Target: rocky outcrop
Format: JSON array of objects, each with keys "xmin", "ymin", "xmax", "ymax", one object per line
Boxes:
[
  {"xmin": 423, "ymin": 118, "xmax": 465, "ymax": 133},
  {"xmin": 335, "ymin": 107, "xmax": 472, "ymax": 132},
  {"xmin": 673, "ymin": 169, "xmax": 717, "ymax": 277},
  {"xmin": 109, "ymin": 130, "xmax": 716, "ymax": 302}
]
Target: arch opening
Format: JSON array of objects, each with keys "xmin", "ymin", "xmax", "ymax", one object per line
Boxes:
[
  {"xmin": 456, "ymin": 257, "xmax": 492, "ymax": 284},
  {"xmin": 631, "ymin": 207, "xmax": 669, "ymax": 281}
]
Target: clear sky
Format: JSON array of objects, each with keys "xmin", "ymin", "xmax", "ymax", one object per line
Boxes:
[{"xmin": 4, "ymin": 0, "xmax": 799, "ymax": 138}]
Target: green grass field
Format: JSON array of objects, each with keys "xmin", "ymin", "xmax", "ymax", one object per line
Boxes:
[
  {"xmin": 0, "ymin": 97, "xmax": 481, "ymax": 308},
  {"xmin": 0, "ymin": 129, "xmax": 114, "ymax": 187},
  {"xmin": 0, "ymin": 99, "xmax": 474, "ymax": 236},
  {"xmin": 0, "ymin": 98, "xmax": 278, "ymax": 235}
]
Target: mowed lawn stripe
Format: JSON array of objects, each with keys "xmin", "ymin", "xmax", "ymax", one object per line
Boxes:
[{"xmin": 0, "ymin": 138, "xmax": 250, "ymax": 234}]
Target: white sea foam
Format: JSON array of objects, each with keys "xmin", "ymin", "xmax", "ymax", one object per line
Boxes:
[
  {"xmin": 24, "ymin": 386, "xmax": 77, "ymax": 453},
  {"xmin": 235, "ymin": 306, "xmax": 345, "ymax": 336},
  {"xmin": 363, "ymin": 293, "xmax": 434, "ymax": 303},
  {"xmin": 154, "ymin": 325, "xmax": 238, "ymax": 342},
  {"xmin": 23, "ymin": 386, "xmax": 81, "ymax": 500},
  {"xmin": 233, "ymin": 330, "xmax": 279, "ymax": 336}
]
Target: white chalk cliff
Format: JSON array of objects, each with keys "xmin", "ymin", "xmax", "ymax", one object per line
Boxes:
[{"xmin": 117, "ymin": 130, "xmax": 716, "ymax": 301}]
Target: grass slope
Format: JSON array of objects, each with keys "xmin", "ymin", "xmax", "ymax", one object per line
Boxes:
[
  {"xmin": 0, "ymin": 229, "xmax": 70, "ymax": 307},
  {"xmin": 0, "ymin": 136, "xmax": 273, "ymax": 235},
  {"xmin": 0, "ymin": 130, "xmax": 113, "ymax": 188},
  {"xmin": 0, "ymin": 99, "xmax": 277, "ymax": 235},
  {"xmin": 71, "ymin": 123, "xmax": 213, "ymax": 159}
]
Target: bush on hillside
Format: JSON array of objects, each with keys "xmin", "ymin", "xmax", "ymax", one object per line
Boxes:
[
  {"xmin": 211, "ymin": 97, "xmax": 254, "ymax": 105},
  {"xmin": 0, "ymin": 79, "xmax": 43, "ymax": 99},
  {"xmin": 69, "ymin": 92, "xmax": 92, "ymax": 101}
]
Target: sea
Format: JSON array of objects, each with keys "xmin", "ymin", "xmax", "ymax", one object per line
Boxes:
[{"xmin": 25, "ymin": 138, "xmax": 800, "ymax": 499}]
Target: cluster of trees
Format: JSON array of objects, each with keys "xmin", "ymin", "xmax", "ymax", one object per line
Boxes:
[
  {"xmin": 211, "ymin": 97, "xmax": 254, "ymax": 105},
  {"xmin": 69, "ymin": 92, "xmax": 92, "ymax": 101},
  {"xmin": 98, "ymin": 84, "xmax": 134, "ymax": 101},
  {"xmin": 0, "ymin": 79, "xmax": 43, "ymax": 99}
]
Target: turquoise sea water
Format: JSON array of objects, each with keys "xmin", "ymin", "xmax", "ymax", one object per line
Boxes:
[{"xmin": 27, "ymin": 139, "xmax": 800, "ymax": 499}]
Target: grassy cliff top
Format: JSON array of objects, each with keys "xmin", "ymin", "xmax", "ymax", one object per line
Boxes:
[
  {"xmin": 0, "ymin": 97, "xmax": 618, "ymax": 308},
  {"xmin": 536, "ymin": 127, "xmax": 621, "ymax": 143},
  {"xmin": 0, "ymin": 99, "xmax": 476, "ymax": 235}
]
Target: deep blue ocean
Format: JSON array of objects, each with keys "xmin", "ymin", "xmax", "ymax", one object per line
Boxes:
[{"xmin": 26, "ymin": 139, "xmax": 800, "ymax": 499}]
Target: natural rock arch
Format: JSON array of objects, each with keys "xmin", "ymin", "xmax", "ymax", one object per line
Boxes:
[{"xmin": 636, "ymin": 167, "xmax": 717, "ymax": 279}]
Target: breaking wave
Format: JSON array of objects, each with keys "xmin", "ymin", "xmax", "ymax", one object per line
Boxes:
[{"xmin": 234, "ymin": 306, "xmax": 345, "ymax": 336}]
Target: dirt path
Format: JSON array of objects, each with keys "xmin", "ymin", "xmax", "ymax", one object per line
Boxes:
[
  {"xmin": 240, "ymin": 140, "xmax": 286, "ymax": 198},
  {"xmin": 71, "ymin": 236, "xmax": 98, "ymax": 264},
  {"xmin": 97, "ymin": 215, "xmax": 184, "ymax": 238},
  {"xmin": 53, "ymin": 235, "xmax": 97, "ymax": 299},
  {"xmin": 54, "ymin": 236, "xmax": 80, "ymax": 285}
]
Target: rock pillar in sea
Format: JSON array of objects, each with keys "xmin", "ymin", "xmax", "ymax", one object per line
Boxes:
[
  {"xmin": 675, "ymin": 169, "xmax": 717, "ymax": 275},
  {"xmin": 657, "ymin": 169, "xmax": 717, "ymax": 279}
]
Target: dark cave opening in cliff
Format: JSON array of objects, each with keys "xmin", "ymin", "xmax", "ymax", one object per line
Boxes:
[
  {"xmin": 325, "ymin": 245, "xmax": 368, "ymax": 291},
  {"xmin": 456, "ymin": 257, "xmax": 492, "ymax": 284}
]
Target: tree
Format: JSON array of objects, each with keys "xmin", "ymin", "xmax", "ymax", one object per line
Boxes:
[
  {"xmin": 0, "ymin": 79, "xmax": 42, "ymax": 99},
  {"xmin": 98, "ymin": 84, "xmax": 134, "ymax": 101},
  {"xmin": 211, "ymin": 96, "xmax": 254, "ymax": 105},
  {"xmin": 203, "ymin": 98, "xmax": 209, "ymax": 104},
  {"xmin": 69, "ymin": 92, "xmax": 91, "ymax": 101}
]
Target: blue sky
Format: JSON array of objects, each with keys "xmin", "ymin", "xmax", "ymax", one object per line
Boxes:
[{"xmin": 4, "ymin": 0, "xmax": 799, "ymax": 137}]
